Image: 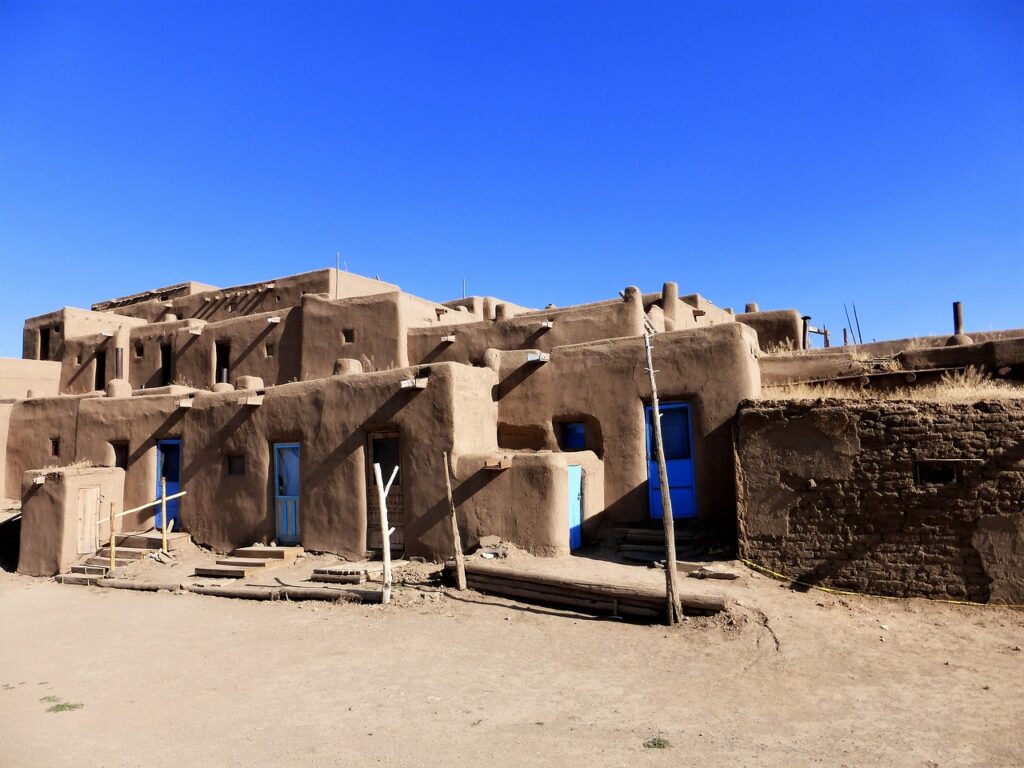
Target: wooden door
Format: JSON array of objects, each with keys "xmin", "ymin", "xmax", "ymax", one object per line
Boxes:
[{"xmin": 76, "ymin": 486, "xmax": 100, "ymax": 555}]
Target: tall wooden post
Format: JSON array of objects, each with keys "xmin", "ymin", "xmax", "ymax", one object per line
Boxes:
[
  {"xmin": 373, "ymin": 463, "xmax": 397, "ymax": 606},
  {"xmin": 643, "ymin": 334, "xmax": 683, "ymax": 625},
  {"xmin": 443, "ymin": 452, "xmax": 467, "ymax": 590},
  {"xmin": 108, "ymin": 502, "xmax": 116, "ymax": 571},
  {"xmin": 160, "ymin": 478, "xmax": 168, "ymax": 553}
]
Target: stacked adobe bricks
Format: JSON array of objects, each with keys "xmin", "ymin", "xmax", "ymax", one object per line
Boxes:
[{"xmin": 735, "ymin": 398, "xmax": 1024, "ymax": 603}]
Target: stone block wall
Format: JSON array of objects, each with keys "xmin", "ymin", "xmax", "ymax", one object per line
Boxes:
[{"xmin": 735, "ymin": 398, "xmax": 1024, "ymax": 603}]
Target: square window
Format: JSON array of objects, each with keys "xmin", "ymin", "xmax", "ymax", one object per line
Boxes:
[
  {"xmin": 134, "ymin": 343, "xmax": 144, "ymax": 357},
  {"xmin": 112, "ymin": 442, "xmax": 129, "ymax": 469},
  {"xmin": 914, "ymin": 461, "xmax": 959, "ymax": 487},
  {"xmin": 265, "ymin": 343, "xmax": 275, "ymax": 358},
  {"xmin": 75, "ymin": 353, "xmax": 82, "ymax": 365},
  {"xmin": 561, "ymin": 422, "xmax": 586, "ymax": 451},
  {"xmin": 342, "ymin": 328, "xmax": 356, "ymax": 343},
  {"xmin": 227, "ymin": 455, "xmax": 245, "ymax": 476},
  {"xmin": 49, "ymin": 438, "xmax": 60, "ymax": 457}
]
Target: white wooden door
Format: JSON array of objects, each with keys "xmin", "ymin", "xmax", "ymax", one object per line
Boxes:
[{"xmin": 76, "ymin": 486, "xmax": 100, "ymax": 555}]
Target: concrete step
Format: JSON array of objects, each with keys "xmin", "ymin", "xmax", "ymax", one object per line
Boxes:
[
  {"xmin": 232, "ymin": 546, "xmax": 303, "ymax": 562},
  {"xmin": 194, "ymin": 565, "xmax": 259, "ymax": 579},
  {"xmin": 116, "ymin": 531, "xmax": 191, "ymax": 551},
  {"xmin": 215, "ymin": 557, "xmax": 272, "ymax": 568},
  {"xmin": 57, "ymin": 573, "xmax": 100, "ymax": 586},
  {"xmin": 97, "ymin": 546, "xmax": 155, "ymax": 560}
]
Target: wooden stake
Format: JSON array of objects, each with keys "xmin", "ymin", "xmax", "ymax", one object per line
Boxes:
[
  {"xmin": 161, "ymin": 477, "xmax": 168, "ymax": 553},
  {"xmin": 443, "ymin": 452, "xmax": 467, "ymax": 590},
  {"xmin": 373, "ymin": 463, "xmax": 398, "ymax": 605},
  {"xmin": 643, "ymin": 333, "xmax": 683, "ymax": 625},
  {"xmin": 108, "ymin": 502, "xmax": 116, "ymax": 571}
]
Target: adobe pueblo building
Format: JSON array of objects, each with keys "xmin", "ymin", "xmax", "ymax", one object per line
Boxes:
[{"xmin": 2, "ymin": 268, "xmax": 1023, "ymax": 604}]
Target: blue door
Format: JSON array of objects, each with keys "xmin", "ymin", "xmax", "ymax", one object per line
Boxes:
[
  {"xmin": 274, "ymin": 443, "xmax": 300, "ymax": 544},
  {"xmin": 645, "ymin": 402, "xmax": 697, "ymax": 519},
  {"xmin": 155, "ymin": 440, "xmax": 182, "ymax": 531},
  {"xmin": 568, "ymin": 464, "xmax": 584, "ymax": 550}
]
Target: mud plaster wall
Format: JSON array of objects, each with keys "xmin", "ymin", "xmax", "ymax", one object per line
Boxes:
[
  {"xmin": 17, "ymin": 466, "xmax": 124, "ymax": 576},
  {"xmin": 490, "ymin": 322, "xmax": 761, "ymax": 534},
  {"xmin": 0, "ymin": 359, "xmax": 61, "ymax": 400},
  {"xmin": 736, "ymin": 309, "xmax": 803, "ymax": 350},
  {"xmin": 452, "ymin": 451, "xmax": 604, "ymax": 556},
  {"xmin": 736, "ymin": 399, "xmax": 1024, "ymax": 603},
  {"xmin": 0, "ymin": 403, "xmax": 11, "ymax": 499}
]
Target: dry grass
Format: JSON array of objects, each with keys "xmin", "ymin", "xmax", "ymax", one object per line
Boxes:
[
  {"xmin": 38, "ymin": 459, "xmax": 95, "ymax": 472},
  {"xmin": 764, "ymin": 367, "xmax": 1024, "ymax": 403}
]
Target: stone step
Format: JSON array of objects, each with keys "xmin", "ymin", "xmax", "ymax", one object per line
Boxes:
[
  {"xmin": 97, "ymin": 546, "xmax": 155, "ymax": 560},
  {"xmin": 57, "ymin": 573, "xmax": 100, "ymax": 586},
  {"xmin": 116, "ymin": 531, "xmax": 191, "ymax": 551},
  {"xmin": 194, "ymin": 565, "xmax": 260, "ymax": 579},
  {"xmin": 215, "ymin": 558, "xmax": 272, "ymax": 568},
  {"xmin": 86, "ymin": 556, "xmax": 137, "ymax": 568},
  {"xmin": 232, "ymin": 546, "xmax": 303, "ymax": 561}
]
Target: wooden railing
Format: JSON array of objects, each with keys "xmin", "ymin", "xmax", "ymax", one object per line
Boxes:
[{"xmin": 97, "ymin": 478, "xmax": 186, "ymax": 570}]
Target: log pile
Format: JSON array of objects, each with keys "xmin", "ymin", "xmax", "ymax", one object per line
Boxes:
[{"xmin": 448, "ymin": 561, "xmax": 726, "ymax": 621}]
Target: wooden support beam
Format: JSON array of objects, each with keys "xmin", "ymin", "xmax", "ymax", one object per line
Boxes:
[
  {"xmin": 526, "ymin": 352, "xmax": 550, "ymax": 363},
  {"xmin": 484, "ymin": 457, "xmax": 512, "ymax": 471},
  {"xmin": 440, "ymin": 335, "xmax": 456, "ymax": 344},
  {"xmin": 267, "ymin": 316, "xmax": 282, "ymax": 324},
  {"xmin": 100, "ymin": 331, "xmax": 114, "ymax": 338},
  {"xmin": 32, "ymin": 475, "xmax": 45, "ymax": 486},
  {"xmin": 400, "ymin": 377, "xmax": 428, "ymax": 390},
  {"xmin": 540, "ymin": 320, "xmax": 554, "ymax": 329},
  {"xmin": 176, "ymin": 398, "xmax": 193, "ymax": 409},
  {"xmin": 189, "ymin": 328, "xmax": 203, "ymax": 336},
  {"xmin": 443, "ymin": 452, "xmax": 467, "ymax": 590},
  {"xmin": 237, "ymin": 395, "xmax": 264, "ymax": 406}
]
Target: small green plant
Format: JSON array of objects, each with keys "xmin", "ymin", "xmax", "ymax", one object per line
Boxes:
[
  {"xmin": 39, "ymin": 695, "xmax": 83, "ymax": 713},
  {"xmin": 643, "ymin": 735, "xmax": 671, "ymax": 749},
  {"xmin": 39, "ymin": 695, "xmax": 60, "ymax": 703}
]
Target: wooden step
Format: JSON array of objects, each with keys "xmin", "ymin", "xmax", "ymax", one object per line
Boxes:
[
  {"xmin": 97, "ymin": 546, "xmax": 155, "ymax": 560},
  {"xmin": 232, "ymin": 546, "xmax": 303, "ymax": 561},
  {"xmin": 194, "ymin": 565, "xmax": 260, "ymax": 579},
  {"xmin": 57, "ymin": 573, "xmax": 100, "ymax": 586},
  {"xmin": 86, "ymin": 556, "xmax": 137, "ymax": 568},
  {"xmin": 71, "ymin": 564, "xmax": 108, "ymax": 576},
  {"xmin": 215, "ymin": 557, "xmax": 272, "ymax": 568},
  {"xmin": 116, "ymin": 531, "xmax": 191, "ymax": 551}
]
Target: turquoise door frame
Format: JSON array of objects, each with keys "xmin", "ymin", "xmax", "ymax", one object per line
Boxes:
[
  {"xmin": 568, "ymin": 464, "xmax": 583, "ymax": 550},
  {"xmin": 155, "ymin": 439, "xmax": 181, "ymax": 531},
  {"xmin": 273, "ymin": 443, "xmax": 301, "ymax": 544},
  {"xmin": 645, "ymin": 402, "xmax": 697, "ymax": 519}
]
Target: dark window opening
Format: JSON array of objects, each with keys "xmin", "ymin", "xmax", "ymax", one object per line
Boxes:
[
  {"xmin": 75, "ymin": 353, "xmax": 82, "ymax": 365},
  {"xmin": 48, "ymin": 438, "xmax": 60, "ymax": 457},
  {"xmin": 370, "ymin": 435, "xmax": 400, "ymax": 481},
  {"xmin": 134, "ymin": 343, "xmax": 144, "ymax": 358},
  {"xmin": 227, "ymin": 455, "xmax": 245, "ymax": 476},
  {"xmin": 54, "ymin": 323, "xmax": 62, "ymax": 334},
  {"xmin": 112, "ymin": 442, "xmax": 129, "ymax": 469},
  {"xmin": 39, "ymin": 328, "xmax": 50, "ymax": 360},
  {"xmin": 342, "ymin": 328, "xmax": 356, "ymax": 343},
  {"xmin": 657, "ymin": 407, "xmax": 692, "ymax": 460},
  {"xmin": 94, "ymin": 350, "xmax": 107, "ymax": 390},
  {"xmin": 915, "ymin": 461, "xmax": 959, "ymax": 487},
  {"xmin": 160, "ymin": 343, "xmax": 173, "ymax": 386},
  {"xmin": 265, "ymin": 343, "xmax": 275, "ymax": 358},
  {"xmin": 215, "ymin": 342, "xmax": 230, "ymax": 384},
  {"xmin": 561, "ymin": 422, "xmax": 586, "ymax": 451}
]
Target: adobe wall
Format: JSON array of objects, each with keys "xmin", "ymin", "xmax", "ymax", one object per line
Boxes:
[
  {"xmin": 0, "ymin": 403, "xmax": 11, "ymax": 499},
  {"xmin": 17, "ymin": 466, "xmax": 124, "ymax": 577},
  {"xmin": 736, "ymin": 309, "xmax": 803, "ymax": 350},
  {"xmin": 452, "ymin": 451, "xmax": 604, "ymax": 556},
  {"xmin": 488, "ymin": 320, "xmax": 761, "ymax": 534},
  {"xmin": 299, "ymin": 293, "xmax": 408, "ymax": 377},
  {"xmin": 736, "ymin": 398, "xmax": 1024, "ymax": 603},
  {"xmin": 0, "ymin": 358, "xmax": 61, "ymax": 400}
]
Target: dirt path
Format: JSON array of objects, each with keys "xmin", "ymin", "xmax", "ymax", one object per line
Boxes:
[{"xmin": 1, "ymin": 568, "xmax": 1021, "ymax": 767}]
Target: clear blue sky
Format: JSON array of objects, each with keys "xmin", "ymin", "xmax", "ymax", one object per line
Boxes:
[{"xmin": 1, "ymin": 1, "xmax": 1021, "ymax": 356}]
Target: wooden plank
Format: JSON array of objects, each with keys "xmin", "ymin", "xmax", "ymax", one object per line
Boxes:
[
  {"xmin": 443, "ymin": 451, "xmax": 466, "ymax": 590},
  {"xmin": 232, "ymin": 546, "xmax": 302, "ymax": 560}
]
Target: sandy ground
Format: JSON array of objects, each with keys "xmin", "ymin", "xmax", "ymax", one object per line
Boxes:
[{"xmin": 1, "ymin": 559, "xmax": 1022, "ymax": 768}]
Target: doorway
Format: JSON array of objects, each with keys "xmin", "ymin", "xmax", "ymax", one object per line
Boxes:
[
  {"xmin": 155, "ymin": 439, "xmax": 182, "ymax": 531},
  {"xmin": 645, "ymin": 402, "xmax": 697, "ymax": 519},
  {"xmin": 76, "ymin": 486, "xmax": 101, "ymax": 555},
  {"xmin": 273, "ymin": 443, "xmax": 301, "ymax": 544},
  {"xmin": 367, "ymin": 432, "xmax": 403, "ymax": 552}
]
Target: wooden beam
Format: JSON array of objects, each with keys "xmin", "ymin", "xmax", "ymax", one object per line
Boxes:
[
  {"xmin": 267, "ymin": 316, "xmax": 282, "ymax": 324},
  {"xmin": 443, "ymin": 452, "xmax": 467, "ymax": 590},
  {"xmin": 237, "ymin": 395, "xmax": 264, "ymax": 406},
  {"xmin": 400, "ymin": 377, "xmax": 428, "ymax": 390},
  {"xmin": 526, "ymin": 352, "xmax": 550, "ymax": 363},
  {"xmin": 176, "ymin": 398, "xmax": 193, "ymax": 409},
  {"xmin": 484, "ymin": 457, "xmax": 512, "ymax": 471}
]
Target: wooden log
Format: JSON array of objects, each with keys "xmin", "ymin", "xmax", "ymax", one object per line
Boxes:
[
  {"xmin": 309, "ymin": 573, "xmax": 366, "ymax": 585},
  {"xmin": 443, "ymin": 451, "xmax": 467, "ymax": 590},
  {"xmin": 643, "ymin": 333, "xmax": 683, "ymax": 625},
  {"xmin": 95, "ymin": 579, "xmax": 179, "ymax": 593},
  {"xmin": 373, "ymin": 463, "xmax": 398, "ymax": 605},
  {"xmin": 187, "ymin": 585, "xmax": 380, "ymax": 602},
  {"xmin": 465, "ymin": 576, "xmax": 659, "ymax": 618}
]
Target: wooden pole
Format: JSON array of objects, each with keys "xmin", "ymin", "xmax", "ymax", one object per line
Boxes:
[
  {"xmin": 373, "ymin": 463, "xmax": 398, "ymax": 606},
  {"xmin": 108, "ymin": 502, "xmax": 116, "ymax": 571},
  {"xmin": 643, "ymin": 334, "xmax": 683, "ymax": 625},
  {"xmin": 160, "ymin": 477, "xmax": 168, "ymax": 553},
  {"xmin": 443, "ymin": 451, "xmax": 467, "ymax": 590}
]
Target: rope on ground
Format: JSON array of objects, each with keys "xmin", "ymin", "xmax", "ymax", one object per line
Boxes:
[{"xmin": 738, "ymin": 557, "xmax": 1024, "ymax": 609}]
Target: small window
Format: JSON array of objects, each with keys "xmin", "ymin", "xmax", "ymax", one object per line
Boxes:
[
  {"xmin": 75, "ymin": 353, "xmax": 82, "ymax": 365},
  {"xmin": 342, "ymin": 328, "xmax": 356, "ymax": 343},
  {"xmin": 227, "ymin": 455, "xmax": 245, "ymax": 476},
  {"xmin": 39, "ymin": 327, "xmax": 51, "ymax": 360},
  {"xmin": 112, "ymin": 442, "xmax": 129, "ymax": 469},
  {"xmin": 49, "ymin": 438, "xmax": 60, "ymax": 457},
  {"xmin": 915, "ymin": 461, "xmax": 959, "ymax": 487},
  {"xmin": 561, "ymin": 422, "xmax": 586, "ymax": 451},
  {"xmin": 265, "ymin": 343, "xmax": 275, "ymax": 358},
  {"xmin": 134, "ymin": 343, "xmax": 144, "ymax": 357}
]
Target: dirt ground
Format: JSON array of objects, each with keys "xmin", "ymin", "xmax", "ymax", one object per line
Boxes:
[{"xmin": 1, "ymin": 560, "xmax": 1022, "ymax": 768}]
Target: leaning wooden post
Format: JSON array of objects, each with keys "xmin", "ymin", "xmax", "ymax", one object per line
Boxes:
[
  {"xmin": 108, "ymin": 501, "xmax": 116, "ymax": 571},
  {"xmin": 443, "ymin": 451, "xmax": 467, "ymax": 590},
  {"xmin": 160, "ymin": 478, "xmax": 168, "ymax": 553},
  {"xmin": 373, "ymin": 463, "xmax": 398, "ymax": 606},
  {"xmin": 643, "ymin": 333, "xmax": 683, "ymax": 625}
]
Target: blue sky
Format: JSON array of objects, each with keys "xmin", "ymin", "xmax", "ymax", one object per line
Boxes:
[{"xmin": 1, "ymin": 0, "xmax": 1021, "ymax": 356}]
